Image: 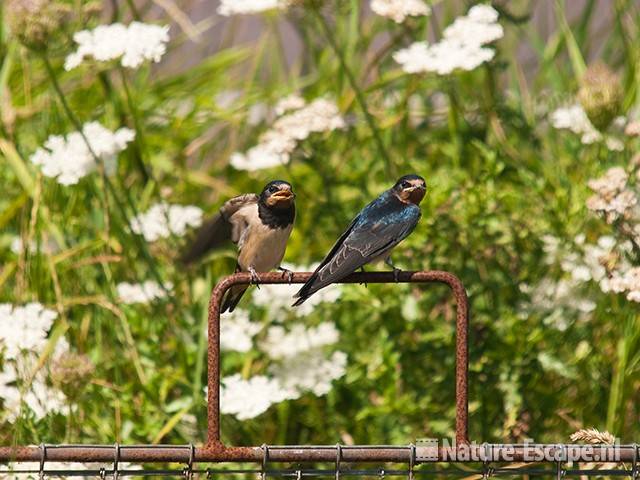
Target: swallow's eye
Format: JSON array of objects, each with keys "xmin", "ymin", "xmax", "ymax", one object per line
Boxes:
[
  {"xmin": 269, "ymin": 185, "xmax": 278, "ymax": 193},
  {"xmin": 401, "ymin": 180, "xmax": 411, "ymax": 189}
]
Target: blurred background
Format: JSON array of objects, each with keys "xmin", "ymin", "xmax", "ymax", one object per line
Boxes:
[{"xmin": 0, "ymin": 0, "xmax": 639, "ymax": 457}]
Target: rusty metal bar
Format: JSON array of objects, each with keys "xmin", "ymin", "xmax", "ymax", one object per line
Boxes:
[
  {"xmin": 206, "ymin": 270, "xmax": 469, "ymax": 448},
  {"xmin": 0, "ymin": 444, "xmax": 637, "ymax": 463},
  {"xmin": 0, "ymin": 271, "xmax": 635, "ymax": 466}
]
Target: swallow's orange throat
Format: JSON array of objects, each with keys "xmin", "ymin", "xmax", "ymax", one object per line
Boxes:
[
  {"xmin": 395, "ymin": 187, "xmax": 426, "ymax": 205},
  {"xmin": 408, "ymin": 187, "xmax": 425, "ymax": 205}
]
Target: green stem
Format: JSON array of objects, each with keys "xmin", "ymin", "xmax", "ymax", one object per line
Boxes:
[
  {"xmin": 445, "ymin": 82, "xmax": 463, "ymax": 167},
  {"xmin": 118, "ymin": 66, "xmax": 150, "ymax": 183},
  {"xmin": 124, "ymin": 0, "xmax": 141, "ymax": 20},
  {"xmin": 41, "ymin": 54, "xmax": 167, "ymax": 292},
  {"xmin": 313, "ymin": 9, "xmax": 393, "ymax": 177}
]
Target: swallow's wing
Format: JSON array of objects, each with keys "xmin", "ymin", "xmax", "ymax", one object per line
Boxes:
[
  {"xmin": 295, "ymin": 196, "xmax": 420, "ymax": 302},
  {"xmin": 180, "ymin": 193, "xmax": 259, "ymax": 264}
]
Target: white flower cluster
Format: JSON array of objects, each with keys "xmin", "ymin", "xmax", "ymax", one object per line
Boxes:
[
  {"xmin": 0, "ymin": 303, "xmax": 58, "ymax": 359},
  {"xmin": 30, "ymin": 122, "xmax": 134, "ymax": 186},
  {"xmin": 220, "ymin": 310, "xmax": 262, "ymax": 352},
  {"xmin": 219, "ymin": 345, "xmax": 348, "ymax": 419},
  {"xmin": 252, "ymin": 282, "xmax": 342, "ymax": 316},
  {"xmin": 260, "ymin": 322, "xmax": 339, "ymax": 359},
  {"xmin": 586, "ymin": 167, "xmax": 637, "ymax": 223},
  {"xmin": 217, "ymin": 314, "xmax": 346, "ymax": 419},
  {"xmin": 65, "ymin": 22, "xmax": 170, "ymax": 70},
  {"xmin": 0, "ymin": 303, "xmax": 67, "ymax": 421},
  {"xmin": 274, "ymin": 94, "xmax": 306, "ymax": 115},
  {"xmin": 130, "ymin": 203, "xmax": 203, "ymax": 242},
  {"xmin": 269, "ymin": 350, "xmax": 347, "ymax": 397},
  {"xmin": 519, "ymin": 235, "xmax": 622, "ymax": 330},
  {"xmin": 250, "ymin": 263, "xmax": 341, "ymax": 316},
  {"xmin": 370, "ymin": 0, "xmax": 430, "ymax": 23},
  {"xmin": 393, "ymin": 4, "xmax": 502, "ymax": 75},
  {"xmin": 230, "ymin": 98, "xmax": 346, "ymax": 171},
  {"xmin": 219, "ymin": 374, "xmax": 291, "ymax": 420},
  {"xmin": 602, "ymin": 267, "xmax": 640, "ymax": 302},
  {"xmin": 550, "ymin": 104, "xmax": 624, "ymax": 151},
  {"xmin": 116, "ymin": 281, "xmax": 169, "ymax": 304},
  {"xmin": 554, "ymin": 235, "xmax": 616, "ymax": 286},
  {"xmin": 217, "ymin": 0, "xmax": 290, "ymax": 16}
]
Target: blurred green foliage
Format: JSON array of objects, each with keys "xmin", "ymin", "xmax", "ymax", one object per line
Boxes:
[{"xmin": 0, "ymin": 0, "xmax": 639, "ymax": 451}]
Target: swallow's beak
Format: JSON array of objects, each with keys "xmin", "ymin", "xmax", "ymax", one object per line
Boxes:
[{"xmin": 272, "ymin": 190, "xmax": 295, "ymax": 200}]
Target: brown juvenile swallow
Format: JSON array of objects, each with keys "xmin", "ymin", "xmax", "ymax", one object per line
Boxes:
[{"xmin": 181, "ymin": 180, "xmax": 296, "ymax": 312}]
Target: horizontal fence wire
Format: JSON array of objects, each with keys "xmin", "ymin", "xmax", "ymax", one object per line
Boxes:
[
  {"xmin": 1, "ymin": 444, "xmax": 639, "ymax": 478},
  {"xmin": 0, "ymin": 465, "xmax": 637, "ymax": 478}
]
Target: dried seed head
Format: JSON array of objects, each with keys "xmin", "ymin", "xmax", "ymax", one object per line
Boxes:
[
  {"xmin": 5, "ymin": 0, "xmax": 69, "ymax": 49},
  {"xmin": 570, "ymin": 428, "xmax": 616, "ymax": 445},
  {"xmin": 578, "ymin": 62, "xmax": 623, "ymax": 132},
  {"xmin": 50, "ymin": 352, "xmax": 94, "ymax": 398}
]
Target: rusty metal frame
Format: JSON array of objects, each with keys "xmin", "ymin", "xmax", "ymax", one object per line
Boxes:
[
  {"xmin": 205, "ymin": 270, "xmax": 469, "ymax": 458},
  {"xmin": 1, "ymin": 270, "xmax": 637, "ymax": 467}
]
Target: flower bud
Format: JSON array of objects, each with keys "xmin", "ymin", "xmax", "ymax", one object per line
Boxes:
[
  {"xmin": 5, "ymin": 0, "xmax": 69, "ymax": 49},
  {"xmin": 578, "ymin": 62, "xmax": 623, "ymax": 131},
  {"xmin": 50, "ymin": 352, "xmax": 94, "ymax": 398}
]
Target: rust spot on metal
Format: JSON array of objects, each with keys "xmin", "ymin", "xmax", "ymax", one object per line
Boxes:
[{"xmin": 207, "ymin": 270, "xmax": 469, "ymax": 449}]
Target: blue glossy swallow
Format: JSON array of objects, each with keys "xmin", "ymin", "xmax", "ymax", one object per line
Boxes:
[{"xmin": 293, "ymin": 174, "xmax": 426, "ymax": 306}]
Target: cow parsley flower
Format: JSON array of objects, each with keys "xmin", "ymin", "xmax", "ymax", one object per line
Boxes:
[
  {"xmin": 216, "ymin": 312, "xmax": 347, "ymax": 419},
  {"xmin": 0, "ymin": 304, "xmax": 70, "ymax": 422},
  {"xmin": 0, "ymin": 364, "xmax": 67, "ymax": 421},
  {"xmin": 602, "ymin": 267, "xmax": 640, "ymax": 303},
  {"xmin": 130, "ymin": 203, "xmax": 203, "ymax": 241},
  {"xmin": 30, "ymin": 122, "xmax": 134, "ymax": 186},
  {"xmin": 550, "ymin": 104, "xmax": 602, "ymax": 144},
  {"xmin": 270, "ymin": 350, "xmax": 347, "ymax": 397},
  {"xmin": 220, "ymin": 310, "xmax": 261, "ymax": 352},
  {"xmin": 274, "ymin": 94, "xmax": 306, "ymax": 115},
  {"xmin": 217, "ymin": 0, "xmax": 291, "ymax": 16},
  {"xmin": 65, "ymin": 22, "xmax": 170, "ymax": 70},
  {"xmin": 219, "ymin": 374, "xmax": 292, "ymax": 420},
  {"xmin": 261, "ymin": 322, "xmax": 339, "ymax": 359},
  {"xmin": 586, "ymin": 167, "xmax": 637, "ymax": 223},
  {"xmin": 550, "ymin": 104, "xmax": 625, "ymax": 151},
  {"xmin": 116, "ymin": 281, "xmax": 169, "ymax": 304},
  {"xmin": 0, "ymin": 303, "xmax": 58, "ymax": 360},
  {"xmin": 230, "ymin": 131, "xmax": 295, "ymax": 171},
  {"xmin": 444, "ymin": 5, "xmax": 503, "ymax": 45},
  {"xmin": 230, "ymin": 98, "xmax": 345, "ymax": 171},
  {"xmin": 250, "ymin": 263, "xmax": 342, "ymax": 316},
  {"xmin": 370, "ymin": 0, "xmax": 430, "ymax": 23},
  {"xmin": 393, "ymin": 4, "xmax": 502, "ymax": 75}
]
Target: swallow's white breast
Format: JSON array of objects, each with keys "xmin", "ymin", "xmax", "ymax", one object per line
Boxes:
[{"xmin": 236, "ymin": 203, "xmax": 293, "ymax": 272}]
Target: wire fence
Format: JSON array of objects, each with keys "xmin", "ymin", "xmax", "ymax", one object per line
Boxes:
[
  {"xmin": 1, "ymin": 460, "xmax": 637, "ymax": 479},
  {"xmin": 1, "ymin": 443, "xmax": 639, "ymax": 479}
]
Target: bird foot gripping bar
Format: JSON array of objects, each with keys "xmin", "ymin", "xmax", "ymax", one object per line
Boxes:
[{"xmin": 204, "ymin": 270, "xmax": 470, "ymax": 461}]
